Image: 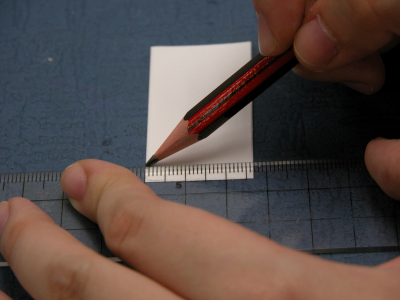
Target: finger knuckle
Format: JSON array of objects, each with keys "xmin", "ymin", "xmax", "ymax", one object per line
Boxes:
[
  {"xmin": 233, "ymin": 273, "xmax": 297, "ymax": 300},
  {"xmin": 364, "ymin": 0, "xmax": 393, "ymax": 20},
  {"xmin": 104, "ymin": 201, "xmax": 153, "ymax": 256},
  {"xmin": 46, "ymin": 256, "xmax": 91, "ymax": 300},
  {"xmin": 2, "ymin": 211, "xmax": 33, "ymax": 265},
  {"xmin": 367, "ymin": 0, "xmax": 400, "ymax": 34},
  {"xmin": 349, "ymin": 0, "xmax": 392, "ymax": 29}
]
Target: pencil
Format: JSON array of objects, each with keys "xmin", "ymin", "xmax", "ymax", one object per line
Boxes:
[{"xmin": 146, "ymin": 47, "xmax": 298, "ymax": 167}]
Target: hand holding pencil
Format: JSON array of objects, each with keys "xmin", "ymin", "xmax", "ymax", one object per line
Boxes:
[
  {"xmin": 148, "ymin": 0, "xmax": 399, "ymax": 166},
  {"xmin": 146, "ymin": 48, "xmax": 297, "ymax": 166},
  {"xmin": 253, "ymin": 0, "xmax": 398, "ymax": 95},
  {"xmin": 1, "ymin": 0, "xmax": 400, "ymax": 299}
]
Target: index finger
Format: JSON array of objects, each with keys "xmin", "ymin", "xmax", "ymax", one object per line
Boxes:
[
  {"xmin": 253, "ymin": 0, "xmax": 306, "ymax": 55},
  {"xmin": 294, "ymin": 0, "xmax": 399, "ymax": 69},
  {"xmin": 61, "ymin": 159, "xmax": 302, "ymax": 299},
  {"xmin": 0, "ymin": 198, "xmax": 182, "ymax": 300},
  {"xmin": 60, "ymin": 159, "xmax": 400, "ymax": 300}
]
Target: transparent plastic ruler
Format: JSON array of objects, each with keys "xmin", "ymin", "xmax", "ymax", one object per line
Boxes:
[{"xmin": 1, "ymin": 159, "xmax": 399, "ymax": 268}]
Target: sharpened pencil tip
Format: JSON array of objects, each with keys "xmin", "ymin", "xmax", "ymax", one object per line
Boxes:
[{"xmin": 145, "ymin": 155, "xmax": 159, "ymax": 167}]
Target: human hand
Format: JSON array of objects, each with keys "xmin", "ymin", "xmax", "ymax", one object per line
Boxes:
[
  {"xmin": 253, "ymin": 0, "xmax": 400, "ymax": 94},
  {"xmin": 1, "ymin": 159, "xmax": 400, "ymax": 299}
]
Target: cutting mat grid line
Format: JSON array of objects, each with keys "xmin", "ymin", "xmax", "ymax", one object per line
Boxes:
[{"xmin": 1, "ymin": 160, "xmax": 399, "ymax": 261}]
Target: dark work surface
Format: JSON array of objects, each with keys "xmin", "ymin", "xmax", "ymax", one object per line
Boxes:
[
  {"xmin": 1, "ymin": 1, "xmax": 400, "ymax": 174},
  {"xmin": 1, "ymin": 162, "xmax": 400, "ymax": 299},
  {"xmin": 1, "ymin": 0, "xmax": 400, "ymax": 298}
]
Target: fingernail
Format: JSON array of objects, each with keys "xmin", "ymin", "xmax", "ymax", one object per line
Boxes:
[
  {"xmin": 0, "ymin": 202, "xmax": 9, "ymax": 239},
  {"xmin": 61, "ymin": 163, "xmax": 87, "ymax": 207},
  {"xmin": 256, "ymin": 11, "xmax": 276, "ymax": 55},
  {"xmin": 295, "ymin": 16, "xmax": 338, "ymax": 67}
]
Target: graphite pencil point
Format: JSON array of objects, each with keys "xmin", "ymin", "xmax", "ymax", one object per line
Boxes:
[
  {"xmin": 145, "ymin": 155, "xmax": 159, "ymax": 167},
  {"xmin": 147, "ymin": 49, "xmax": 297, "ymax": 165}
]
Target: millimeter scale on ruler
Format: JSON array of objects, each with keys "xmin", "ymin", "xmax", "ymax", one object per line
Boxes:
[{"xmin": 1, "ymin": 159, "xmax": 400, "ymax": 268}]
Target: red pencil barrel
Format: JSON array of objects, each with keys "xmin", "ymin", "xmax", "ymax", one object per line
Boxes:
[{"xmin": 187, "ymin": 48, "xmax": 295, "ymax": 134}]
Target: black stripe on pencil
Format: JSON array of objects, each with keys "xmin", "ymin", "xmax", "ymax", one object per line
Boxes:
[{"xmin": 146, "ymin": 47, "xmax": 298, "ymax": 167}]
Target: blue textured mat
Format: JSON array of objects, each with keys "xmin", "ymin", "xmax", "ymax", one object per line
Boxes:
[{"xmin": 1, "ymin": 0, "xmax": 400, "ymax": 298}]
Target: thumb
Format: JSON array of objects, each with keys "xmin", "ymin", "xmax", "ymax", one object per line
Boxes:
[
  {"xmin": 294, "ymin": 0, "xmax": 400, "ymax": 70},
  {"xmin": 0, "ymin": 291, "xmax": 11, "ymax": 300},
  {"xmin": 365, "ymin": 138, "xmax": 400, "ymax": 200}
]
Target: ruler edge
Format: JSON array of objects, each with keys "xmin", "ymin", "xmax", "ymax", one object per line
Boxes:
[
  {"xmin": 0, "ymin": 158, "xmax": 392, "ymax": 268},
  {"xmin": 0, "ymin": 159, "xmax": 366, "ymax": 184}
]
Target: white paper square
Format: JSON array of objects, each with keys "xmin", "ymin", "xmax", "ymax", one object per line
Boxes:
[{"xmin": 146, "ymin": 42, "xmax": 253, "ymax": 166}]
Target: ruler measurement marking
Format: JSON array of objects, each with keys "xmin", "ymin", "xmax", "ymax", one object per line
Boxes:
[
  {"xmin": 306, "ymin": 165, "xmax": 315, "ymax": 252},
  {"xmin": 346, "ymin": 163, "xmax": 358, "ymax": 250},
  {"xmin": 1, "ymin": 159, "xmax": 397, "ymax": 263}
]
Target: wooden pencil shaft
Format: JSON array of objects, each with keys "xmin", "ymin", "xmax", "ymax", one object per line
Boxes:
[
  {"xmin": 184, "ymin": 54, "xmax": 266, "ymax": 120},
  {"xmin": 185, "ymin": 48, "xmax": 297, "ymax": 138},
  {"xmin": 146, "ymin": 48, "xmax": 298, "ymax": 166}
]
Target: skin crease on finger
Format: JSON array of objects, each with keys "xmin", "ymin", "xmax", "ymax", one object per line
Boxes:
[
  {"xmin": 2, "ymin": 159, "xmax": 400, "ymax": 299},
  {"xmin": 297, "ymin": 0, "xmax": 396, "ymax": 68},
  {"xmin": 299, "ymin": 0, "xmax": 399, "ymax": 91},
  {"xmin": 0, "ymin": 2, "xmax": 399, "ymax": 300},
  {"xmin": 57, "ymin": 160, "xmax": 400, "ymax": 300},
  {"xmin": 2, "ymin": 2, "xmax": 400, "ymax": 297},
  {"xmin": 254, "ymin": 0, "xmax": 398, "ymax": 94},
  {"xmin": 0, "ymin": 198, "xmax": 184, "ymax": 300}
]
